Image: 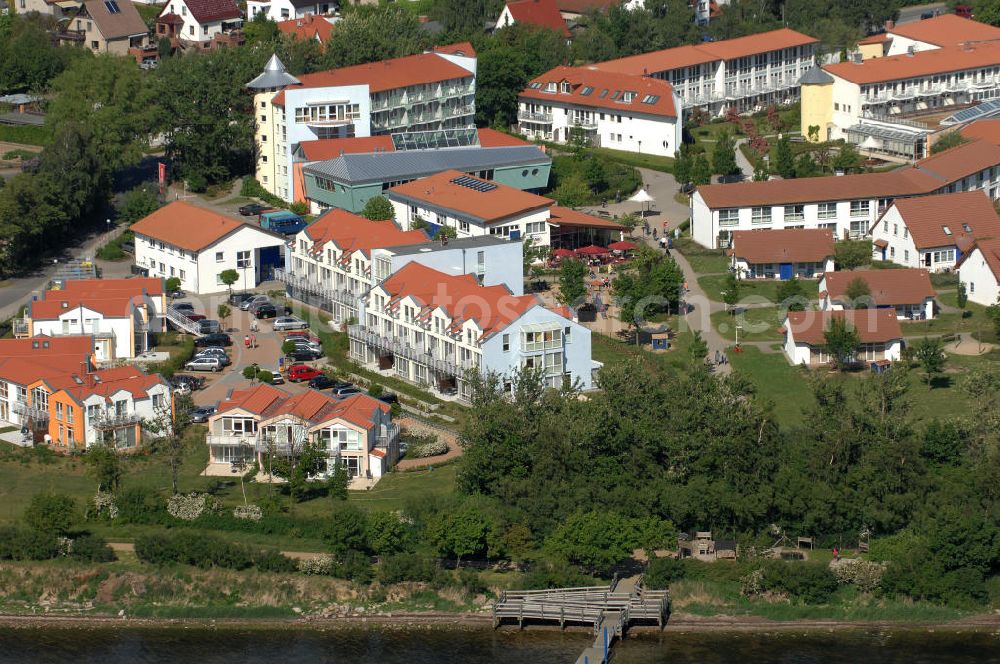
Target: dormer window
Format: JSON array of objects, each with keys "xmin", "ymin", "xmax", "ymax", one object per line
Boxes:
[
  {"xmin": 943, "ymin": 225, "xmax": 952, "ymax": 235},
  {"xmin": 560, "ymin": 81, "xmax": 571, "ymax": 93},
  {"xmin": 611, "ymin": 90, "xmax": 621, "ymax": 100},
  {"xmin": 545, "ymin": 82, "xmax": 556, "ymax": 93},
  {"xmin": 528, "ymin": 82, "xmax": 542, "ymax": 89},
  {"xmin": 599, "ymin": 89, "xmax": 609, "ymax": 98},
  {"xmin": 621, "ymin": 91, "xmax": 636, "ymax": 103}
]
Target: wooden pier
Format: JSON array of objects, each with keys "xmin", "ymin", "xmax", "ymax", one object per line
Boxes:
[{"xmin": 492, "ymin": 576, "xmax": 669, "ymax": 664}]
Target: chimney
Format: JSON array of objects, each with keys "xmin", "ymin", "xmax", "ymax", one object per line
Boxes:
[{"xmin": 885, "ymin": 19, "xmax": 894, "ymax": 30}]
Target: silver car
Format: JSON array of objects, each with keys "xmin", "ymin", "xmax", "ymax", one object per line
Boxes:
[
  {"xmin": 240, "ymin": 295, "xmax": 269, "ymax": 311},
  {"xmin": 195, "ymin": 348, "xmax": 230, "ymax": 366},
  {"xmin": 272, "ymin": 316, "xmax": 308, "ymax": 331},
  {"xmin": 184, "ymin": 357, "xmax": 223, "ymax": 372}
]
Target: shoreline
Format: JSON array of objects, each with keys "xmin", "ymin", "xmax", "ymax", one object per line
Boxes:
[{"xmin": 1, "ymin": 612, "xmax": 999, "ymax": 634}]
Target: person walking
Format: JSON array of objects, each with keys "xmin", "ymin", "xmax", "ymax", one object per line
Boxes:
[{"xmin": 244, "ymin": 334, "xmax": 250, "ymax": 349}]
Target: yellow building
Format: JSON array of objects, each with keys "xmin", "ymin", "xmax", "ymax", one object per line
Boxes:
[{"xmin": 799, "ymin": 67, "xmax": 834, "ymax": 142}]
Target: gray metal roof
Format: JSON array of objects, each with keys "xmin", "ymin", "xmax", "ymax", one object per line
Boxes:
[
  {"xmin": 303, "ymin": 145, "xmax": 550, "ymax": 185},
  {"xmin": 387, "ymin": 235, "xmax": 515, "ymax": 256},
  {"xmin": 246, "ymin": 54, "xmax": 301, "ymax": 90},
  {"xmin": 799, "ymin": 67, "xmax": 834, "ymax": 85}
]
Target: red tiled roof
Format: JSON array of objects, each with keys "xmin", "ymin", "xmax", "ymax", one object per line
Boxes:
[
  {"xmin": 219, "ymin": 383, "xmax": 288, "ymax": 415},
  {"xmin": 594, "ymin": 28, "xmax": 817, "ymax": 76},
  {"xmin": 157, "ymin": 12, "xmax": 184, "ymax": 24},
  {"xmin": 960, "ymin": 119, "xmax": 1000, "ymax": 146},
  {"xmin": 387, "ymin": 170, "xmax": 553, "ymax": 223},
  {"xmin": 0, "ymin": 336, "xmax": 95, "ymax": 387},
  {"xmin": 297, "ymin": 135, "xmax": 396, "ymax": 161},
  {"xmin": 130, "ymin": 201, "xmax": 272, "ymax": 253},
  {"xmin": 50, "ymin": 366, "xmax": 167, "ymax": 404},
  {"xmin": 880, "ymin": 190, "xmax": 1000, "ymax": 250},
  {"xmin": 30, "ymin": 277, "xmax": 163, "ymax": 321},
  {"xmin": 431, "ymin": 41, "xmax": 476, "ymax": 57},
  {"xmin": 504, "ymin": 0, "xmax": 571, "ymax": 38},
  {"xmin": 476, "ymin": 128, "xmax": 532, "ymax": 148},
  {"xmin": 520, "ymin": 65, "xmax": 677, "ymax": 118},
  {"xmin": 858, "ymin": 33, "xmax": 889, "ymax": 45},
  {"xmin": 963, "ymin": 237, "xmax": 1000, "ymax": 279},
  {"xmin": 548, "ymin": 205, "xmax": 625, "ymax": 230},
  {"xmin": 61, "ymin": 277, "xmax": 164, "ymax": 297},
  {"xmin": 217, "ymin": 383, "xmax": 387, "ymax": 429},
  {"xmin": 887, "ymin": 14, "xmax": 1000, "ymax": 48},
  {"xmin": 824, "ymin": 40, "xmax": 1000, "ymax": 85},
  {"xmin": 730, "ymin": 228, "xmax": 835, "ymax": 263},
  {"xmin": 304, "ymin": 209, "xmax": 428, "ymax": 259},
  {"xmin": 160, "ymin": 0, "xmax": 240, "ymax": 24},
  {"xmin": 271, "ymin": 52, "xmax": 473, "ymax": 105},
  {"xmin": 379, "ymin": 262, "xmax": 546, "ymax": 338},
  {"xmin": 821, "ymin": 268, "xmax": 935, "ymax": 306},
  {"xmin": 912, "ymin": 138, "xmax": 1000, "ymax": 183},
  {"xmin": 277, "ymin": 15, "xmax": 335, "ymax": 44},
  {"xmin": 784, "ymin": 309, "xmax": 903, "ymax": 345}
]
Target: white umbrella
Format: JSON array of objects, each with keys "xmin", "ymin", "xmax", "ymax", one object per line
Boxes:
[
  {"xmin": 860, "ymin": 136, "xmax": 881, "ymax": 162},
  {"xmin": 628, "ymin": 188, "xmax": 655, "ymax": 216}
]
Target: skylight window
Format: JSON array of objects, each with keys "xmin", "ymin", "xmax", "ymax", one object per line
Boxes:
[
  {"xmin": 641, "ymin": 94, "xmax": 660, "ymax": 104},
  {"xmin": 942, "ymin": 225, "xmax": 952, "ymax": 235},
  {"xmin": 580, "ymin": 86, "xmax": 594, "ymax": 96},
  {"xmin": 528, "ymin": 82, "xmax": 542, "ymax": 89},
  {"xmin": 963, "ymin": 223, "xmax": 973, "ymax": 232},
  {"xmin": 599, "ymin": 89, "xmax": 609, "ymax": 98},
  {"xmin": 104, "ymin": 0, "xmax": 120, "ymax": 13},
  {"xmin": 611, "ymin": 90, "xmax": 621, "ymax": 100}
]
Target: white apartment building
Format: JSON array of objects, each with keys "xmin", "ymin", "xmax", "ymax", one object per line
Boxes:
[
  {"xmin": 593, "ymin": 28, "xmax": 818, "ymax": 116},
  {"xmin": 247, "ymin": 48, "xmax": 478, "ymax": 200},
  {"xmin": 0, "ymin": 336, "xmax": 94, "ymax": 434},
  {"xmin": 350, "ymin": 262, "xmax": 596, "ymax": 401},
  {"xmin": 156, "ymin": 0, "xmax": 242, "ymax": 45},
  {"xmin": 18, "ymin": 278, "xmax": 166, "ymax": 362},
  {"xmin": 276, "ymin": 208, "xmax": 526, "ymax": 324},
  {"xmin": 870, "ymin": 190, "xmax": 1000, "ymax": 271},
  {"xmin": 517, "ymin": 65, "xmax": 682, "ymax": 157},
  {"xmin": 818, "ymin": 269, "xmax": 936, "ymax": 320},
  {"xmin": 131, "ymin": 201, "xmax": 287, "ymax": 295},
  {"xmin": 246, "ymin": 0, "xmax": 333, "ymax": 22},
  {"xmin": 959, "ymin": 238, "xmax": 1000, "ymax": 306},
  {"xmin": 692, "ymin": 138, "xmax": 1000, "ymax": 249},
  {"xmin": 205, "ymin": 384, "xmax": 399, "ymax": 483}
]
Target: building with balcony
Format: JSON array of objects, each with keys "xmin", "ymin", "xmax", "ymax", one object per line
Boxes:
[
  {"xmin": 131, "ymin": 201, "xmax": 287, "ymax": 295},
  {"xmin": 277, "ymin": 208, "xmax": 525, "ymax": 323},
  {"xmin": 870, "ymin": 190, "xmax": 1000, "ymax": 271},
  {"xmin": 818, "ymin": 268, "xmax": 936, "ymax": 320},
  {"xmin": 248, "ymin": 47, "xmax": 478, "ymax": 200},
  {"xmin": 592, "ymin": 28, "xmax": 818, "ymax": 116},
  {"xmin": 247, "ymin": 0, "xmax": 333, "ymax": 23},
  {"xmin": 205, "ymin": 384, "xmax": 399, "ymax": 484},
  {"xmin": 856, "ymin": 15, "xmax": 1000, "ymax": 61},
  {"xmin": 781, "ymin": 309, "xmax": 903, "ymax": 367},
  {"xmin": 350, "ymin": 261, "xmax": 596, "ymax": 401},
  {"xmin": 516, "ymin": 65, "xmax": 681, "ymax": 157},
  {"xmin": 61, "ymin": 0, "xmax": 149, "ymax": 55},
  {"xmin": 16, "ymin": 277, "xmax": 166, "ymax": 362},
  {"xmin": 156, "ymin": 0, "xmax": 242, "ymax": 47},
  {"xmin": 691, "ymin": 136, "xmax": 1000, "ymax": 249}
]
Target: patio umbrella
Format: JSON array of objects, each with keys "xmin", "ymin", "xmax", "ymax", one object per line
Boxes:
[
  {"xmin": 608, "ymin": 240, "xmax": 637, "ymax": 251},
  {"xmin": 628, "ymin": 188, "xmax": 655, "ymax": 215},
  {"xmin": 576, "ymin": 245, "xmax": 609, "ymax": 256},
  {"xmin": 860, "ymin": 136, "xmax": 881, "ymax": 162},
  {"xmin": 551, "ymin": 248, "xmax": 575, "ymax": 258}
]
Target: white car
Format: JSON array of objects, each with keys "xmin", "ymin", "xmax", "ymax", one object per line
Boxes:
[
  {"xmin": 184, "ymin": 357, "xmax": 222, "ymax": 372},
  {"xmin": 273, "ymin": 316, "xmax": 308, "ymax": 331},
  {"xmin": 195, "ymin": 347, "xmax": 231, "ymax": 365}
]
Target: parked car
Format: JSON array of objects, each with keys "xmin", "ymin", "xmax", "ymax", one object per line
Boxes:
[
  {"xmin": 308, "ymin": 375, "xmax": 338, "ymax": 390},
  {"xmin": 268, "ymin": 368, "xmax": 285, "ymax": 385},
  {"xmin": 197, "ymin": 319, "xmax": 221, "ymax": 335},
  {"xmin": 285, "ymin": 330, "xmax": 320, "ymax": 343},
  {"xmin": 168, "ymin": 289, "xmax": 185, "ymax": 299},
  {"xmin": 272, "ymin": 316, "xmax": 308, "ymax": 331},
  {"xmin": 195, "ymin": 347, "xmax": 230, "ymax": 366},
  {"xmin": 255, "ymin": 304, "xmax": 278, "ymax": 319},
  {"xmin": 184, "ymin": 357, "xmax": 223, "ymax": 372},
  {"xmin": 171, "ymin": 302, "xmax": 195, "ymax": 314},
  {"xmin": 230, "ymin": 292, "xmax": 254, "ymax": 307},
  {"xmin": 189, "ymin": 405, "xmax": 217, "ymax": 423},
  {"xmin": 286, "ymin": 348, "xmax": 322, "ymax": 362},
  {"xmin": 288, "ymin": 338, "xmax": 322, "ymax": 351},
  {"xmin": 332, "ymin": 386, "xmax": 362, "ymax": 399},
  {"xmin": 376, "ymin": 392, "xmax": 399, "ymax": 405},
  {"xmin": 240, "ymin": 295, "xmax": 270, "ymax": 311},
  {"xmin": 239, "ymin": 203, "xmax": 270, "ymax": 216},
  {"xmin": 172, "ymin": 374, "xmax": 206, "ymax": 391},
  {"xmin": 287, "ymin": 364, "xmax": 322, "ymax": 382},
  {"xmin": 194, "ymin": 333, "xmax": 232, "ymax": 347}
]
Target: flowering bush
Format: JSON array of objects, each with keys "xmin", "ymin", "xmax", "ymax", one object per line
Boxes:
[
  {"xmin": 831, "ymin": 558, "xmax": 885, "ymax": 593},
  {"xmin": 407, "ymin": 440, "xmax": 449, "ymax": 458},
  {"xmin": 298, "ymin": 555, "xmax": 335, "ymax": 575},
  {"xmin": 90, "ymin": 491, "xmax": 119, "ymax": 520},
  {"xmin": 166, "ymin": 492, "xmax": 220, "ymax": 521},
  {"xmin": 233, "ymin": 504, "xmax": 263, "ymax": 522},
  {"xmin": 56, "ymin": 537, "xmax": 73, "ymax": 557}
]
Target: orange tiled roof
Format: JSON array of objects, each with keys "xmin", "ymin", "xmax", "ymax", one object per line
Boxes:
[
  {"xmin": 380, "ymin": 262, "xmax": 549, "ymax": 339},
  {"xmin": 548, "ymin": 205, "xmax": 625, "ymax": 230},
  {"xmin": 130, "ymin": 201, "xmax": 270, "ymax": 253},
  {"xmin": 476, "ymin": 128, "xmax": 532, "ymax": 148},
  {"xmin": 858, "ymin": 33, "xmax": 889, "ymax": 46},
  {"xmin": 880, "ymin": 190, "xmax": 1000, "ymax": 250},
  {"xmin": 297, "ymin": 135, "xmax": 395, "ymax": 161},
  {"xmin": 271, "ymin": 52, "xmax": 473, "ymax": 105},
  {"xmin": 48, "ymin": 366, "xmax": 167, "ymax": 404},
  {"xmin": 784, "ymin": 309, "xmax": 903, "ymax": 345},
  {"xmin": 730, "ymin": 228, "xmax": 835, "ymax": 263},
  {"xmin": 276, "ymin": 15, "xmax": 335, "ymax": 44},
  {"xmin": 594, "ymin": 28, "xmax": 817, "ymax": 76},
  {"xmin": 822, "ymin": 268, "xmax": 935, "ymax": 306},
  {"xmin": 303, "ymin": 209, "xmax": 428, "ymax": 259},
  {"xmin": 960, "ymin": 118, "xmax": 1000, "ymax": 146},
  {"xmin": 504, "ymin": 0, "xmax": 571, "ymax": 38},
  {"xmin": 887, "ymin": 14, "xmax": 1000, "ymax": 48},
  {"xmin": 387, "ymin": 169, "xmax": 553, "ymax": 223},
  {"xmin": 30, "ymin": 277, "xmax": 163, "ymax": 321},
  {"xmin": 0, "ymin": 336, "xmax": 95, "ymax": 387},
  {"xmin": 520, "ymin": 65, "xmax": 677, "ymax": 118},
  {"xmin": 217, "ymin": 383, "xmax": 387, "ymax": 429},
  {"xmin": 824, "ymin": 40, "xmax": 1000, "ymax": 85},
  {"xmin": 963, "ymin": 236, "xmax": 1000, "ymax": 279},
  {"xmin": 431, "ymin": 41, "xmax": 476, "ymax": 57}
]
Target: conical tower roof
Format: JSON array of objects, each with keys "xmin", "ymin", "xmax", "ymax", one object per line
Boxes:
[
  {"xmin": 246, "ymin": 54, "xmax": 301, "ymax": 90},
  {"xmin": 799, "ymin": 66, "xmax": 834, "ymax": 86}
]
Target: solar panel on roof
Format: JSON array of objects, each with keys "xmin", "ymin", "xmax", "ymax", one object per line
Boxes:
[
  {"xmin": 940, "ymin": 99, "xmax": 1000, "ymax": 126},
  {"xmin": 450, "ymin": 175, "xmax": 497, "ymax": 192},
  {"xmin": 104, "ymin": 0, "xmax": 120, "ymax": 13},
  {"xmin": 391, "ymin": 128, "xmax": 479, "ymax": 151}
]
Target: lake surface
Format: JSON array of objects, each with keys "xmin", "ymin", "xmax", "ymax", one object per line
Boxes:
[{"xmin": 1, "ymin": 626, "xmax": 999, "ymax": 663}]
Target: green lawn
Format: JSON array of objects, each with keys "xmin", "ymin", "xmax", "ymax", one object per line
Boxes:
[
  {"xmin": 345, "ymin": 463, "xmax": 458, "ymax": 513},
  {"xmin": 728, "ymin": 346, "xmax": 811, "ymax": 425},
  {"xmin": 711, "ymin": 307, "xmax": 785, "ymax": 342},
  {"xmin": 593, "ymin": 146, "xmax": 675, "ymax": 173},
  {"xmin": 698, "ymin": 274, "xmax": 818, "ymax": 304},
  {"xmin": 674, "ymin": 238, "xmax": 730, "ymax": 274},
  {"xmin": 592, "ymin": 326, "xmax": 696, "ymax": 373}
]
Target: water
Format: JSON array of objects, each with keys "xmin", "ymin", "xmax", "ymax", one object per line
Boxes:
[{"xmin": 0, "ymin": 626, "xmax": 999, "ymax": 663}]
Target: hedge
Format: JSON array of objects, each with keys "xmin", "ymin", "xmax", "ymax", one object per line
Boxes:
[{"xmin": 134, "ymin": 530, "xmax": 297, "ymax": 572}]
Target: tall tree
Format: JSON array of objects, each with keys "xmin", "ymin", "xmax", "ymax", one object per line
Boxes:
[
  {"xmin": 913, "ymin": 337, "xmax": 946, "ymax": 388},
  {"xmin": 774, "ymin": 136, "xmax": 795, "ymax": 179},
  {"xmin": 558, "ymin": 259, "xmax": 587, "ymax": 306},
  {"xmin": 824, "ymin": 316, "xmax": 860, "ymax": 370},
  {"xmin": 712, "ymin": 131, "xmax": 740, "ymax": 178},
  {"xmin": 319, "ymin": 5, "xmax": 426, "ymax": 69}
]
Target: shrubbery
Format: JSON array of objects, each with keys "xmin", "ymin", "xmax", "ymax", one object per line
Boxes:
[
  {"xmin": 378, "ymin": 553, "xmax": 439, "ymax": 585},
  {"xmin": 134, "ymin": 530, "xmax": 296, "ymax": 572},
  {"xmin": 744, "ymin": 561, "xmax": 839, "ymax": 604},
  {"xmin": 0, "ymin": 526, "xmax": 60, "ymax": 560},
  {"xmin": 70, "ymin": 534, "xmax": 116, "ymax": 562},
  {"xmin": 645, "ymin": 556, "xmax": 686, "ymax": 590}
]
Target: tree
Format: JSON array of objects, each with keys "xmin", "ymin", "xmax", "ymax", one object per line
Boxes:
[
  {"xmin": 774, "ymin": 136, "xmax": 795, "ymax": 179},
  {"xmin": 427, "ymin": 505, "xmax": 492, "ymax": 567},
  {"xmin": 689, "ymin": 330, "xmax": 708, "ymax": 364},
  {"xmin": 722, "ymin": 271, "xmax": 740, "ymax": 314},
  {"xmin": 327, "ymin": 459, "xmax": 350, "ymax": 501},
  {"xmin": 913, "ymin": 336, "xmax": 946, "ymax": 387},
  {"xmin": 776, "ymin": 276, "xmax": 807, "ymax": 311},
  {"xmin": 551, "ymin": 175, "xmax": 592, "ymax": 207},
  {"xmin": 117, "ymin": 183, "xmax": 161, "ymax": 223},
  {"xmin": 244, "ymin": 12, "xmax": 280, "ymax": 44},
  {"xmin": 432, "ymin": 0, "xmax": 502, "ymax": 34},
  {"xmin": 557, "ymin": 258, "xmax": 587, "ymax": 306},
  {"xmin": 84, "ymin": 443, "xmax": 122, "ymax": 493},
  {"xmin": 165, "ymin": 276, "xmax": 181, "ymax": 293},
  {"xmin": 23, "ymin": 493, "xmax": 76, "ymax": 535},
  {"xmin": 144, "ymin": 393, "xmax": 193, "ymax": 494},
  {"xmin": 845, "ymin": 277, "xmax": 872, "ymax": 309},
  {"xmin": 271, "ymin": 438, "xmax": 327, "ymax": 503},
  {"xmin": 957, "ymin": 281, "xmax": 968, "ymax": 311},
  {"xmin": 673, "ymin": 144, "xmax": 693, "ymax": 186},
  {"xmin": 794, "ymin": 152, "xmax": 820, "ymax": 178},
  {"xmin": 325, "ymin": 504, "xmax": 369, "ymax": 554},
  {"xmin": 319, "ymin": 4, "xmax": 426, "ymax": 70},
  {"xmin": 712, "ymin": 131, "xmax": 740, "ymax": 178},
  {"xmin": 157, "ymin": 36, "xmax": 172, "ymax": 60},
  {"xmin": 367, "ymin": 510, "xmax": 408, "ymax": 559},
  {"xmin": 218, "ymin": 269, "xmax": 239, "ymax": 295},
  {"xmin": 217, "ymin": 304, "xmax": 231, "ymax": 330},
  {"xmin": 931, "ymin": 131, "xmax": 971, "ymax": 155},
  {"xmin": 0, "ymin": 15, "xmax": 85, "ymax": 94},
  {"xmin": 824, "ymin": 316, "xmax": 861, "ymax": 370},
  {"xmin": 752, "ymin": 158, "xmax": 769, "ymax": 181},
  {"xmin": 691, "ymin": 153, "xmax": 712, "ymax": 185},
  {"xmin": 361, "ymin": 195, "xmax": 393, "ymax": 221},
  {"xmin": 834, "ymin": 240, "xmax": 871, "ymax": 270},
  {"xmin": 833, "ymin": 142, "xmax": 862, "ymax": 173}
]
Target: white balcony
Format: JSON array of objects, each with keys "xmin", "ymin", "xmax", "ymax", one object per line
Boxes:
[{"xmin": 518, "ymin": 110, "xmax": 553, "ymax": 124}]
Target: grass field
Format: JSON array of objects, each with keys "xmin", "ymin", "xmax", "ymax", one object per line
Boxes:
[
  {"xmin": 698, "ymin": 274, "xmax": 818, "ymax": 304},
  {"xmin": 674, "ymin": 238, "xmax": 730, "ymax": 274},
  {"xmin": 592, "ymin": 146, "xmax": 675, "ymax": 173},
  {"xmin": 711, "ymin": 308, "xmax": 784, "ymax": 342}
]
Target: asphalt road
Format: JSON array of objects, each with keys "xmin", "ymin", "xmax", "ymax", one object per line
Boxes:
[{"xmin": 896, "ymin": 2, "xmax": 949, "ymax": 25}]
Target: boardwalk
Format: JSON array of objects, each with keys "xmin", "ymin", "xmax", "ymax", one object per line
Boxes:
[{"xmin": 492, "ymin": 576, "xmax": 669, "ymax": 664}]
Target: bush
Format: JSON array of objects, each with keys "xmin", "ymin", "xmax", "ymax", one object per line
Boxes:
[
  {"xmin": 289, "ymin": 201, "xmax": 309, "ymax": 216},
  {"xmin": 645, "ymin": 556, "xmax": 686, "ymax": 590},
  {"xmin": 23, "ymin": 493, "xmax": 76, "ymax": 535},
  {"xmin": 0, "ymin": 526, "xmax": 60, "ymax": 560},
  {"xmin": 71, "ymin": 534, "xmax": 116, "ymax": 562},
  {"xmin": 240, "ymin": 177, "xmax": 287, "ymax": 209},
  {"xmin": 134, "ymin": 530, "xmax": 293, "ymax": 572},
  {"xmin": 378, "ymin": 553, "xmax": 438, "ymax": 584},
  {"xmin": 458, "ymin": 568, "xmax": 488, "ymax": 595},
  {"xmin": 407, "ymin": 439, "xmax": 449, "ymax": 458},
  {"xmin": 521, "ymin": 560, "xmax": 594, "ymax": 590},
  {"xmin": 115, "ymin": 486, "xmax": 164, "ymax": 524},
  {"xmin": 759, "ymin": 561, "xmax": 838, "ymax": 604}
]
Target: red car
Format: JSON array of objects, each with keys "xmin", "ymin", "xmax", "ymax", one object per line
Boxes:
[{"xmin": 287, "ymin": 364, "xmax": 322, "ymax": 382}]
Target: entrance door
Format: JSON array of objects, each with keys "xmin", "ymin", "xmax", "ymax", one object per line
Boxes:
[{"xmin": 779, "ymin": 263, "xmax": 793, "ymax": 280}]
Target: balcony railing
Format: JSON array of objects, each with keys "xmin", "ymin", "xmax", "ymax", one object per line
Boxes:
[
  {"xmin": 207, "ymin": 433, "xmax": 256, "ymax": 448},
  {"xmin": 275, "ymin": 267, "xmax": 363, "ymax": 307},
  {"xmin": 570, "ymin": 118, "xmax": 598, "ymax": 130},
  {"xmin": 348, "ymin": 325, "xmax": 479, "ymax": 376},
  {"xmin": 13, "ymin": 401, "xmax": 48, "ymax": 421},
  {"xmin": 11, "ymin": 319, "xmax": 27, "ymax": 338},
  {"xmin": 518, "ymin": 111, "xmax": 553, "ymax": 124},
  {"xmin": 91, "ymin": 412, "xmax": 140, "ymax": 431}
]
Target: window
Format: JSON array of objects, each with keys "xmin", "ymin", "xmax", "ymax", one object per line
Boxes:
[
  {"xmin": 904, "ymin": 250, "xmax": 909, "ymax": 262},
  {"xmin": 818, "ymin": 203, "xmax": 837, "ymax": 220},
  {"xmin": 55, "ymin": 402, "xmax": 63, "ymax": 420},
  {"xmin": 942, "ymin": 225, "xmax": 952, "ymax": 236},
  {"xmin": 580, "ymin": 86, "xmax": 594, "ymax": 96},
  {"xmin": 180, "ymin": 269, "xmax": 186, "ymax": 280},
  {"xmin": 784, "ymin": 205, "xmax": 805, "ymax": 222},
  {"xmin": 719, "ymin": 209, "xmax": 739, "ymax": 226},
  {"xmin": 459, "ymin": 220, "xmax": 470, "ymax": 233},
  {"xmin": 188, "ymin": 25, "xmax": 193, "ymax": 35},
  {"xmin": 560, "ymin": 81, "xmax": 571, "ymax": 93},
  {"xmin": 641, "ymin": 94, "xmax": 660, "ymax": 104},
  {"xmin": 236, "ymin": 250, "xmax": 251, "ymax": 268},
  {"xmin": 215, "ymin": 251, "xmax": 224, "ymax": 262},
  {"xmin": 751, "ymin": 207, "xmax": 769, "ymax": 225},
  {"xmin": 932, "ymin": 248, "xmax": 956, "ymax": 263},
  {"xmin": 850, "ymin": 200, "xmax": 870, "ymax": 217},
  {"xmin": 526, "ymin": 221, "xmax": 546, "ymax": 235}
]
